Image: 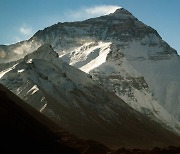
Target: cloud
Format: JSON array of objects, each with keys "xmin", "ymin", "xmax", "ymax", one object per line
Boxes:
[
  {"xmin": 85, "ymin": 5, "xmax": 121, "ymax": 16},
  {"xmin": 7, "ymin": 25, "xmax": 34, "ymax": 44},
  {"xmin": 19, "ymin": 25, "xmax": 33, "ymax": 36},
  {"xmin": 14, "ymin": 36, "xmax": 21, "ymax": 42},
  {"xmin": 67, "ymin": 5, "xmax": 121, "ymax": 21}
]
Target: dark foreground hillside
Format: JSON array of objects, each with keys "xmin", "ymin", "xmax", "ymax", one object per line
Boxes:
[
  {"xmin": 0, "ymin": 83, "xmax": 180, "ymax": 154},
  {"xmin": 0, "ymin": 84, "xmax": 110, "ymax": 154}
]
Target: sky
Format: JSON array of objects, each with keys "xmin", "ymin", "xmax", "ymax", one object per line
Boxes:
[{"xmin": 0, "ymin": 0, "xmax": 179, "ymax": 54}]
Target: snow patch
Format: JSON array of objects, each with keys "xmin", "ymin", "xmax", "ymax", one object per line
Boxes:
[
  {"xmin": 0, "ymin": 64, "xmax": 18, "ymax": 78},
  {"xmin": 79, "ymin": 42, "xmax": 111, "ymax": 73},
  {"xmin": 18, "ymin": 69, "xmax": 25, "ymax": 73},
  {"xmin": 40, "ymin": 103, "xmax": 47, "ymax": 112},
  {"xmin": 27, "ymin": 85, "xmax": 39, "ymax": 95}
]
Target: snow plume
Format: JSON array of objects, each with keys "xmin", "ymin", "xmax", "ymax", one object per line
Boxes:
[
  {"xmin": 19, "ymin": 25, "xmax": 33, "ymax": 36},
  {"xmin": 0, "ymin": 50, "xmax": 6, "ymax": 58},
  {"xmin": 84, "ymin": 5, "xmax": 121, "ymax": 15},
  {"xmin": 13, "ymin": 41, "xmax": 41, "ymax": 55},
  {"xmin": 67, "ymin": 5, "xmax": 121, "ymax": 21}
]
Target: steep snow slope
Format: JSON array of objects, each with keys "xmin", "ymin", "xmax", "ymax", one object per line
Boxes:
[
  {"xmin": 89, "ymin": 46, "xmax": 180, "ymax": 132},
  {"xmin": 0, "ymin": 8, "xmax": 180, "ymax": 132},
  {"xmin": 1, "ymin": 44, "xmax": 180, "ymax": 149},
  {"xmin": 120, "ymin": 40, "xmax": 180, "ymax": 120}
]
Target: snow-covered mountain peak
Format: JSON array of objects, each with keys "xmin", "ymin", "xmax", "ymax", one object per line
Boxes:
[
  {"xmin": 112, "ymin": 8, "xmax": 133, "ymax": 16},
  {"xmin": 109, "ymin": 8, "xmax": 136, "ymax": 19},
  {"xmin": 24, "ymin": 43, "xmax": 58, "ymax": 62}
]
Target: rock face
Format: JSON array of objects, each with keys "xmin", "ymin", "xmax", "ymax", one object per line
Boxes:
[{"xmin": 0, "ymin": 8, "xmax": 180, "ymax": 148}]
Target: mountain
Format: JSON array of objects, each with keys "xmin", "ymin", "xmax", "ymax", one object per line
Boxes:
[
  {"xmin": 0, "ymin": 7, "xmax": 180, "ymax": 148},
  {"xmin": 1, "ymin": 8, "xmax": 180, "ymax": 126},
  {"xmin": 1, "ymin": 44, "xmax": 180, "ymax": 149}
]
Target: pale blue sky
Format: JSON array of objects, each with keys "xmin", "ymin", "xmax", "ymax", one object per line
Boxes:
[{"xmin": 0, "ymin": 0, "xmax": 179, "ymax": 54}]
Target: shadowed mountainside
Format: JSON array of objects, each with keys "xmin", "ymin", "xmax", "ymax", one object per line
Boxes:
[
  {"xmin": 0, "ymin": 83, "xmax": 180, "ymax": 153},
  {"xmin": 0, "ymin": 83, "xmax": 111, "ymax": 154}
]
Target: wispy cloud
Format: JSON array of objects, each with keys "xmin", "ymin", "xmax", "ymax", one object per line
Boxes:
[
  {"xmin": 7, "ymin": 24, "xmax": 34, "ymax": 44},
  {"xmin": 14, "ymin": 36, "xmax": 21, "ymax": 42},
  {"xmin": 19, "ymin": 25, "xmax": 33, "ymax": 36},
  {"xmin": 67, "ymin": 5, "xmax": 121, "ymax": 21}
]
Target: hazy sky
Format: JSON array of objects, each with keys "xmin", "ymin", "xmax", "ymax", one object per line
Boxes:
[{"xmin": 0, "ymin": 0, "xmax": 179, "ymax": 54}]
